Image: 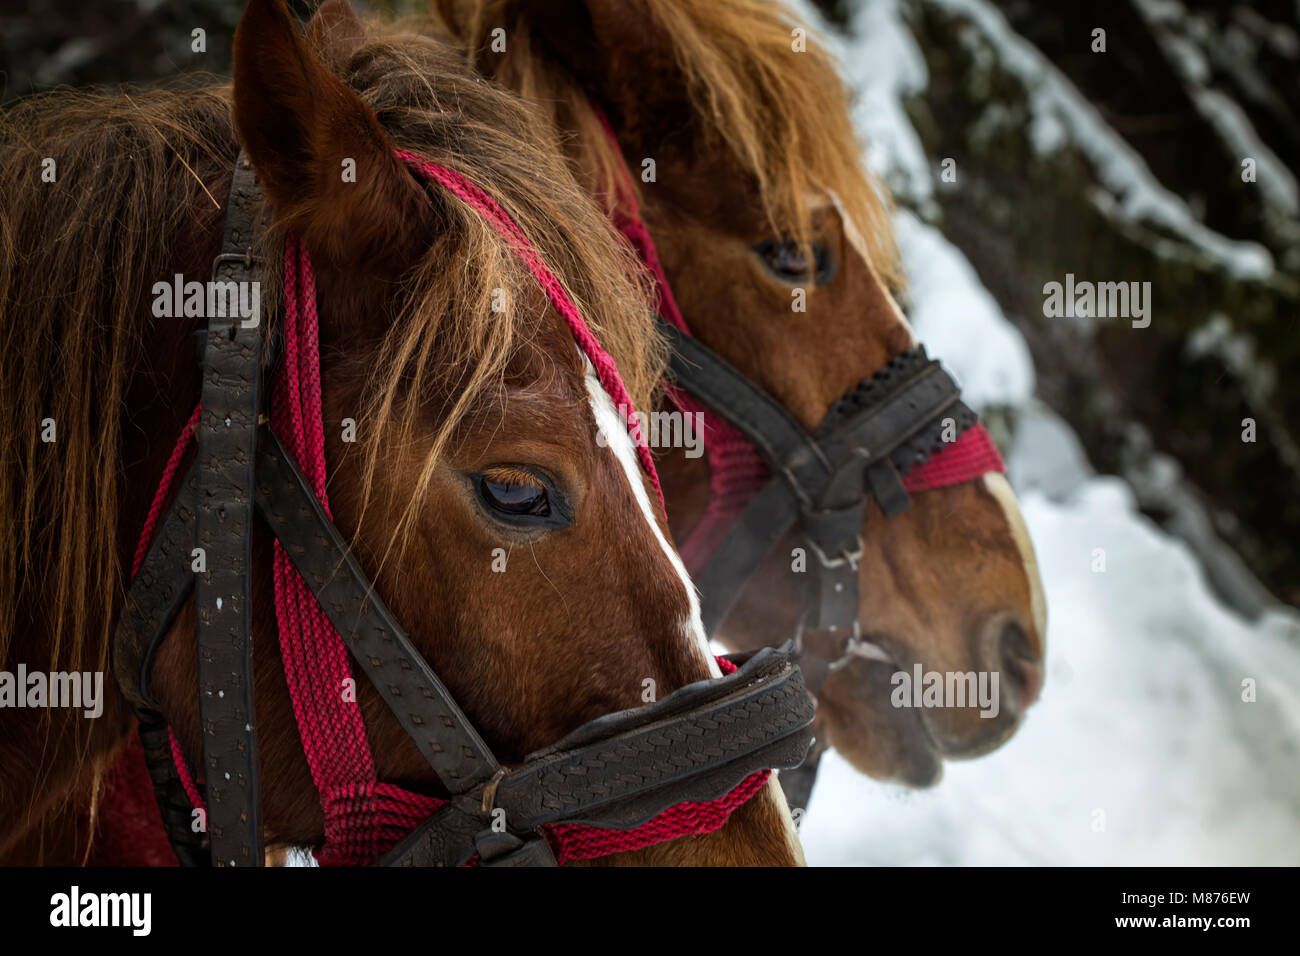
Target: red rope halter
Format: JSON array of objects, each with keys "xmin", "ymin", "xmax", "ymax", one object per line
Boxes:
[{"xmin": 116, "ymin": 152, "xmax": 766, "ymax": 867}]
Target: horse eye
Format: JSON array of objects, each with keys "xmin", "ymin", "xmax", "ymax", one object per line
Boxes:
[
  {"xmin": 476, "ymin": 473, "xmax": 550, "ymax": 518},
  {"xmin": 754, "ymin": 238, "xmax": 833, "ymax": 284}
]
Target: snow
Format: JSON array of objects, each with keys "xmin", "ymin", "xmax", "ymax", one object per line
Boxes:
[
  {"xmin": 1134, "ymin": 0, "xmax": 1300, "ymax": 217},
  {"xmin": 891, "ymin": 209, "xmax": 1035, "ymax": 409},
  {"xmin": 800, "ymin": 479, "xmax": 1300, "ymax": 865},
  {"xmin": 1191, "ymin": 88, "xmax": 1300, "ymax": 215},
  {"xmin": 917, "ymin": 0, "xmax": 1275, "ymax": 279},
  {"xmin": 785, "ymin": 0, "xmax": 1300, "ymax": 866}
]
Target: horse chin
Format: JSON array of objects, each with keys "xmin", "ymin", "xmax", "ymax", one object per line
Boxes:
[
  {"xmin": 889, "ymin": 719, "xmax": 947, "ymax": 788},
  {"xmin": 815, "ymin": 655, "xmax": 939, "ymax": 788},
  {"xmin": 816, "ymin": 621, "xmax": 1035, "ymax": 789}
]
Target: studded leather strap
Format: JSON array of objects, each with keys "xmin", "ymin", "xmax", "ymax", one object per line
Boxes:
[
  {"xmin": 377, "ymin": 645, "xmax": 814, "ymax": 867},
  {"xmin": 254, "ymin": 428, "xmax": 500, "ymax": 791},
  {"xmin": 664, "ymin": 318, "xmax": 970, "ymax": 635},
  {"xmin": 194, "ymin": 153, "xmax": 267, "ymax": 867},
  {"xmin": 114, "ymin": 466, "xmax": 199, "ymax": 713},
  {"xmin": 113, "ymin": 462, "xmax": 209, "ymax": 866}
]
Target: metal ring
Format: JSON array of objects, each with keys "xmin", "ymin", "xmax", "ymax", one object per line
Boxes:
[{"xmin": 805, "ymin": 533, "xmax": 865, "ymax": 570}]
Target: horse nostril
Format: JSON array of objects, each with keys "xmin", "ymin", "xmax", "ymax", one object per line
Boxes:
[
  {"xmin": 1001, "ymin": 620, "xmax": 1035, "ymax": 663},
  {"xmin": 999, "ymin": 620, "xmax": 1043, "ymax": 708}
]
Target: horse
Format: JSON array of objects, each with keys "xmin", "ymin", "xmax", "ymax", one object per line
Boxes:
[
  {"xmin": 432, "ymin": 0, "xmax": 1048, "ymax": 794},
  {"xmin": 0, "ymin": 0, "xmax": 806, "ymax": 866}
]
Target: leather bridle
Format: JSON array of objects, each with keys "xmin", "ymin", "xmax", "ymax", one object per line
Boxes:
[
  {"xmin": 662, "ymin": 327, "xmax": 982, "ymax": 643},
  {"xmin": 111, "ymin": 152, "xmax": 815, "ymax": 867},
  {"xmin": 595, "ymin": 113, "xmax": 1006, "ymax": 809}
]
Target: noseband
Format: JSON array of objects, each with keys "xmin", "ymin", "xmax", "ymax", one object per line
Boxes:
[{"xmin": 112, "ymin": 152, "xmax": 814, "ymax": 867}]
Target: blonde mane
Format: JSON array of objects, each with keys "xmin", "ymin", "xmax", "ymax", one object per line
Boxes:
[
  {"xmin": 0, "ymin": 21, "xmax": 661, "ymax": 700},
  {"xmin": 434, "ymin": 0, "xmax": 902, "ymax": 287}
]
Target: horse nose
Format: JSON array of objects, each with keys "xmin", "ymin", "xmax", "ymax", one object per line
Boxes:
[{"xmin": 998, "ymin": 619, "xmax": 1043, "ymax": 710}]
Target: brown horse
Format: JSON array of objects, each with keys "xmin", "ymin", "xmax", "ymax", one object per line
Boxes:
[
  {"xmin": 434, "ymin": 0, "xmax": 1048, "ymax": 789},
  {"xmin": 0, "ymin": 0, "xmax": 801, "ymax": 865}
]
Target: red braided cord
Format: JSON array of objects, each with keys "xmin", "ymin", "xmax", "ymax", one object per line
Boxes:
[
  {"xmin": 394, "ymin": 149, "xmax": 665, "ymax": 516},
  {"xmin": 273, "ymin": 234, "xmax": 421, "ymax": 867},
  {"xmin": 903, "ymin": 422, "xmax": 1005, "ymax": 490},
  {"xmin": 131, "ymin": 404, "xmax": 202, "ymax": 578},
  {"xmin": 168, "ymin": 728, "xmax": 205, "ymax": 813},
  {"xmin": 118, "ymin": 153, "xmax": 771, "ymax": 868},
  {"xmin": 539, "ymin": 656, "xmax": 772, "ymax": 864},
  {"xmin": 545, "ymin": 767, "xmax": 771, "ymax": 864}
]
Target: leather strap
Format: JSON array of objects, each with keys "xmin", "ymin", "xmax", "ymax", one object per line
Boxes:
[
  {"xmin": 665, "ymin": 316, "xmax": 973, "ymax": 636},
  {"xmin": 663, "ymin": 323, "xmax": 828, "ymax": 507},
  {"xmin": 693, "ymin": 478, "xmax": 801, "ymax": 636},
  {"xmin": 254, "ymin": 428, "xmax": 500, "ymax": 791},
  {"xmin": 500, "ymin": 645, "xmax": 812, "ymax": 828},
  {"xmin": 114, "ymin": 466, "xmax": 199, "ymax": 713},
  {"xmin": 136, "ymin": 709, "xmax": 210, "ymax": 866},
  {"xmin": 818, "ymin": 361, "xmax": 963, "ymax": 479},
  {"xmin": 194, "ymin": 153, "xmax": 267, "ymax": 867},
  {"xmin": 113, "ymin": 461, "xmax": 208, "ymax": 865},
  {"xmin": 774, "ymin": 736, "xmax": 828, "ymax": 814},
  {"xmin": 377, "ymin": 645, "xmax": 814, "ymax": 866}
]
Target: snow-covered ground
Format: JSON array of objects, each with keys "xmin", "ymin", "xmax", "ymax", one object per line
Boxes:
[
  {"xmin": 795, "ymin": 0, "xmax": 1300, "ymax": 866},
  {"xmin": 800, "ymin": 474, "xmax": 1300, "ymax": 865}
]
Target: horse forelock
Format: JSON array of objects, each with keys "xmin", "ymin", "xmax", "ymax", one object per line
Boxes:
[{"xmin": 437, "ymin": 0, "xmax": 902, "ymax": 288}]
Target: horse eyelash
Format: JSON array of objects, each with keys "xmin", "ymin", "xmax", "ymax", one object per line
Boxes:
[{"xmin": 479, "ymin": 465, "xmax": 545, "ymax": 488}]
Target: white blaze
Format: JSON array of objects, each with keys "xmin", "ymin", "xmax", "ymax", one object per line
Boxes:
[
  {"xmin": 583, "ymin": 359, "xmax": 721, "ymax": 678},
  {"xmin": 981, "ymin": 472, "xmax": 1048, "ymax": 641},
  {"xmin": 586, "ymin": 362, "xmax": 803, "ymax": 855}
]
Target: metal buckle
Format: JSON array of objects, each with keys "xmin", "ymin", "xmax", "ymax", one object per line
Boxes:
[
  {"xmin": 211, "ymin": 250, "xmax": 265, "ymax": 276},
  {"xmin": 828, "ymin": 626, "xmax": 893, "ymax": 671},
  {"xmin": 805, "ymin": 534, "xmax": 864, "ymax": 571}
]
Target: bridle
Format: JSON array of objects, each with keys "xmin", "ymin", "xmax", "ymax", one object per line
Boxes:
[
  {"xmin": 594, "ymin": 111, "xmax": 1006, "ymax": 806},
  {"xmin": 111, "ymin": 151, "xmax": 815, "ymax": 867}
]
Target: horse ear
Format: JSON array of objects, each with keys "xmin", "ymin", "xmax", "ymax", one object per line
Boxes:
[
  {"xmin": 233, "ymin": 0, "xmax": 432, "ymax": 271},
  {"xmin": 503, "ymin": 0, "xmax": 692, "ymax": 153},
  {"xmin": 307, "ymin": 0, "xmax": 368, "ymax": 74}
]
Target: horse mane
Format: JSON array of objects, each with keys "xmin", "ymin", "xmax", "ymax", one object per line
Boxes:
[
  {"xmin": 0, "ymin": 80, "xmax": 236, "ymax": 683},
  {"xmin": 0, "ymin": 20, "xmax": 661, "ymax": 695},
  {"xmin": 433, "ymin": 0, "xmax": 902, "ymax": 287},
  {"xmin": 327, "ymin": 27, "xmax": 662, "ymax": 558}
]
